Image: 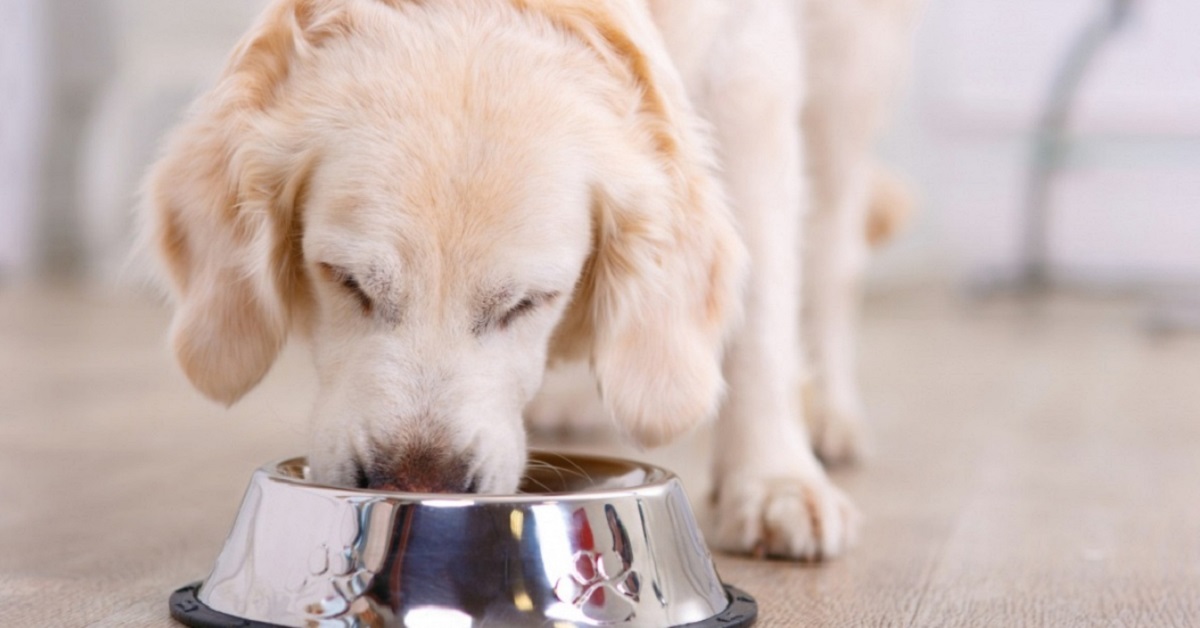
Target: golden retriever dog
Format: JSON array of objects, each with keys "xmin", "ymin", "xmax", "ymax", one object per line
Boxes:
[{"xmin": 144, "ymin": 0, "xmax": 919, "ymax": 560}]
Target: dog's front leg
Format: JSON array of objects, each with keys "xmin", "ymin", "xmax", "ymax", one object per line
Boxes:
[
  {"xmin": 702, "ymin": 0, "xmax": 858, "ymax": 560},
  {"xmin": 802, "ymin": 152, "xmax": 875, "ymax": 466},
  {"xmin": 800, "ymin": 0, "xmax": 921, "ymax": 466}
]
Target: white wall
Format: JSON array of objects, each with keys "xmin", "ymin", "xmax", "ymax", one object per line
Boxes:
[
  {"xmin": 0, "ymin": 0, "xmax": 46, "ymax": 276},
  {"xmin": 874, "ymin": 0, "xmax": 1200, "ymax": 287},
  {"xmin": 78, "ymin": 0, "xmax": 268, "ymax": 282},
  {"xmin": 0, "ymin": 0, "xmax": 265, "ymax": 280}
]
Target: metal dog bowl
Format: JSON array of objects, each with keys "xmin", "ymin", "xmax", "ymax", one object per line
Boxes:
[{"xmin": 170, "ymin": 452, "xmax": 756, "ymax": 627}]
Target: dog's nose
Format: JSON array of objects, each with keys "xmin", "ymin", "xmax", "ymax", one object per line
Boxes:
[{"xmin": 363, "ymin": 444, "xmax": 475, "ymax": 493}]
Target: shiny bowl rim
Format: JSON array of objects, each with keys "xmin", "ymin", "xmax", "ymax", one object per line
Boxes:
[{"xmin": 261, "ymin": 450, "xmax": 679, "ymax": 505}]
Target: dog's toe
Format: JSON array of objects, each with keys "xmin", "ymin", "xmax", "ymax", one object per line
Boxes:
[{"xmin": 712, "ymin": 471, "xmax": 859, "ymax": 561}]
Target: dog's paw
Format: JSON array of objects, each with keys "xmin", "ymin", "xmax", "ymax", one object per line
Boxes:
[
  {"xmin": 525, "ymin": 361, "xmax": 609, "ymax": 435},
  {"xmin": 804, "ymin": 384, "xmax": 871, "ymax": 467},
  {"xmin": 711, "ymin": 470, "xmax": 860, "ymax": 561}
]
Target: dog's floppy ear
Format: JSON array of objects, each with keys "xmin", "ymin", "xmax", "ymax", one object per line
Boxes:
[
  {"xmin": 535, "ymin": 1, "xmax": 749, "ymax": 447},
  {"xmin": 143, "ymin": 0, "xmax": 341, "ymax": 404}
]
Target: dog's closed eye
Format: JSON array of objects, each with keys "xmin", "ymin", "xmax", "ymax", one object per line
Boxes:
[
  {"xmin": 319, "ymin": 263, "xmax": 373, "ymax": 314},
  {"xmin": 500, "ymin": 296, "xmax": 539, "ymax": 327},
  {"xmin": 474, "ymin": 291, "xmax": 560, "ymax": 335}
]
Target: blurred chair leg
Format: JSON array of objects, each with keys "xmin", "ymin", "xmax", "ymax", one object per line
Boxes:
[{"xmin": 967, "ymin": 0, "xmax": 1135, "ymax": 300}]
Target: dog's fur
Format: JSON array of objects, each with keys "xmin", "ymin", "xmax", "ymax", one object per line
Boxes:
[{"xmin": 145, "ymin": 0, "xmax": 919, "ymax": 559}]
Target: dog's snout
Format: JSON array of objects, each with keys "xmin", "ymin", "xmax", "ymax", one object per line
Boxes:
[{"xmin": 362, "ymin": 442, "xmax": 475, "ymax": 494}]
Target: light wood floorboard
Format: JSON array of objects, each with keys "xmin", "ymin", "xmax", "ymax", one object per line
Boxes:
[{"xmin": 1, "ymin": 285, "xmax": 1198, "ymax": 626}]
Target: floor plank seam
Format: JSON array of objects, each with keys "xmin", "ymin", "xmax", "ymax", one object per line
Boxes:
[{"xmin": 904, "ymin": 511, "xmax": 968, "ymax": 628}]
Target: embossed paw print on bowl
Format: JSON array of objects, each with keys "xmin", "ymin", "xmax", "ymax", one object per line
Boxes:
[
  {"xmin": 552, "ymin": 504, "xmax": 644, "ymax": 624},
  {"xmin": 553, "ymin": 548, "xmax": 642, "ymax": 623},
  {"xmin": 170, "ymin": 452, "xmax": 757, "ymax": 628}
]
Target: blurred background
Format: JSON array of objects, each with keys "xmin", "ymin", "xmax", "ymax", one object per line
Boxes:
[{"xmin": 2, "ymin": 0, "xmax": 1198, "ymax": 299}]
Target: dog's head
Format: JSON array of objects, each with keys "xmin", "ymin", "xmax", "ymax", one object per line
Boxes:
[{"xmin": 144, "ymin": 0, "xmax": 745, "ymax": 493}]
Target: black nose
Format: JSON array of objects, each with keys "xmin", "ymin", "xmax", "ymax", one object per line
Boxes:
[{"xmin": 362, "ymin": 442, "xmax": 475, "ymax": 494}]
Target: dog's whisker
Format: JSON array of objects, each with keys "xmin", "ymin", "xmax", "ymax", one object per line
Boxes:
[
  {"xmin": 540, "ymin": 452, "xmax": 594, "ymax": 484},
  {"xmin": 519, "ymin": 474, "xmax": 553, "ymax": 494},
  {"xmin": 525, "ymin": 460, "xmax": 593, "ymax": 487},
  {"xmin": 524, "ymin": 458, "xmax": 577, "ymax": 490}
]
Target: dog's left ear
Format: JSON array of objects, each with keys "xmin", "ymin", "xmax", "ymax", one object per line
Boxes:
[
  {"xmin": 142, "ymin": 0, "xmax": 338, "ymax": 405},
  {"xmin": 538, "ymin": 1, "xmax": 749, "ymax": 447}
]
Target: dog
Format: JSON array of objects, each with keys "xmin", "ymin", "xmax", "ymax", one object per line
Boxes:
[{"xmin": 144, "ymin": 0, "xmax": 919, "ymax": 560}]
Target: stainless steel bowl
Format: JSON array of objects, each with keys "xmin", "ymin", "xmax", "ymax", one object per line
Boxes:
[{"xmin": 170, "ymin": 452, "xmax": 756, "ymax": 627}]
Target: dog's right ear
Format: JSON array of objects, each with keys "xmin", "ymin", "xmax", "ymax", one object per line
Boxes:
[
  {"xmin": 532, "ymin": 0, "xmax": 748, "ymax": 448},
  {"xmin": 143, "ymin": 0, "xmax": 344, "ymax": 405}
]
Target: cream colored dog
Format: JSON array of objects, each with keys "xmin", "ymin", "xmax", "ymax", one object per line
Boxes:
[{"xmin": 145, "ymin": 0, "xmax": 918, "ymax": 560}]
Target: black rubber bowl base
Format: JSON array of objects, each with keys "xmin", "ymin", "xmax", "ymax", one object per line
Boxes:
[{"xmin": 170, "ymin": 581, "xmax": 756, "ymax": 627}]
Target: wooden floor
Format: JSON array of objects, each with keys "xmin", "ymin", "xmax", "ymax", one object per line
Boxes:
[{"xmin": 2, "ymin": 284, "xmax": 1199, "ymax": 627}]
